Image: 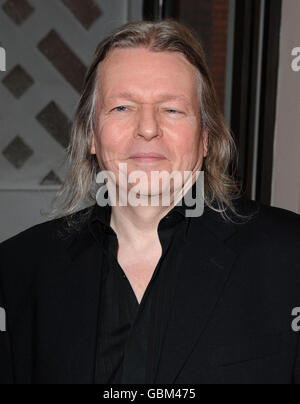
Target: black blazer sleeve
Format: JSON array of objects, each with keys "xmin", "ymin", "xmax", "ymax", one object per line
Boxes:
[
  {"xmin": 293, "ymin": 332, "xmax": 300, "ymax": 383},
  {"xmin": 0, "ymin": 225, "xmax": 40, "ymax": 385},
  {"xmin": 0, "ymin": 268, "xmax": 13, "ymax": 384}
]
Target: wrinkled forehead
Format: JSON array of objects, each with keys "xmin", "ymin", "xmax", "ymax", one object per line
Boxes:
[{"xmin": 95, "ymin": 48, "xmax": 201, "ymax": 107}]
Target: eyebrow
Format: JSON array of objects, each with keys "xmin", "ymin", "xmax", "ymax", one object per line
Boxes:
[{"xmin": 106, "ymin": 91, "xmax": 190, "ymax": 103}]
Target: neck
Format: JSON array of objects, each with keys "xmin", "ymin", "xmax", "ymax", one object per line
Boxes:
[
  {"xmin": 110, "ymin": 199, "xmax": 175, "ymax": 248},
  {"xmin": 109, "ymin": 176, "xmax": 196, "ymax": 248}
]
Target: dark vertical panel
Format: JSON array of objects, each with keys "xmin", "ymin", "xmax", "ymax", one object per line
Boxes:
[
  {"xmin": 256, "ymin": 0, "xmax": 282, "ymax": 204},
  {"xmin": 211, "ymin": 0, "xmax": 230, "ymax": 110},
  {"xmin": 177, "ymin": 0, "xmax": 229, "ymax": 110},
  {"xmin": 230, "ymin": 0, "xmax": 260, "ymax": 196},
  {"xmin": 163, "ymin": 0, "xmax": 181, "ymax": 20},
  {"xmin": 143, "ymin": 0, "xmax": 161, "ymax": 20},
  {"xmin": 177, "ymin": 0, "xmax": 213, "ymax": 65},
  {"xmin": 230, "ymin": 0, "xmax": 282, "ymax": 203}
]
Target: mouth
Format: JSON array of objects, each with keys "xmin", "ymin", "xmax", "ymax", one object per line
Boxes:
[{"xmin": 129, "ymin": 153, "xmax": 166, "ymax": 160}]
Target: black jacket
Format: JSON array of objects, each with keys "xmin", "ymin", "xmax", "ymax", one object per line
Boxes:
[{"xmin": 0, "ymin": 198, "xmax": 300, "ymax": 384}]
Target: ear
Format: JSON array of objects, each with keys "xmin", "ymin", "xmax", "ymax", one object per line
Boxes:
[
  {"xmin": 89, "ymin": 135, "xmax": 96, "ymax": 155},
  {"xmin": 202, "ymin": 129, "xmax": 209, "ymax": 157}
]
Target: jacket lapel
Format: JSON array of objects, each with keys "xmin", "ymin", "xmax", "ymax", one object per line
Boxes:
[
  {"xmin": 153, "ymin": 209, "xmax": 238, "ymax": 384},
  {"xmin": 36, "ymin": 225, "xmax": 105, "ymax": 384}
]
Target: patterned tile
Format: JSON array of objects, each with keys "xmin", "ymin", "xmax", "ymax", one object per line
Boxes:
[
  {"xmin": 2, "ymin": 136, "xmax": 34, "ymax": 169},
  {"xmin": 2, "ymin": 64, "xmax": 34, "ymax": 98},
  {"xmin": 37, "ymin": 30, "xmax": 87, "ymax": 93},
  {"xmin": 40, "ymin": 170, "xmax": 62, "ymax": 186},
  {"xmin": 60, "ymin": 0, "xmax": 102, "ymax": 30},
  {"xmin": 2, "ymin": 0, "xmax": 34, "ymax": 26},
  {"xmin": 36, "ymin": 101, "xmax": 71, "ymax": 149},
  {"xmin": 0, "ymin": 0, "xmax": 127, "ymax": 189}
]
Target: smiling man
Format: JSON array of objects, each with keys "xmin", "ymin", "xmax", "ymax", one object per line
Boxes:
[
  {"xmin": 0, "ymin": 20, "xmax": 300, "ymax": 385},
  {"xmin": 89, "ymin": 45, "xmax": 208, "ymax": 305}
]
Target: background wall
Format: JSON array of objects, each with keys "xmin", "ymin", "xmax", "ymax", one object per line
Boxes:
[
  {"xmin": 1, "ymin": 0, "xmax": 299, "ymax": 243},
  {"xmin": 0, "ymin": 0, "xmax": 142, "ymax": 242},
  {"xmin": 272, "ymin": 0, "xmax": 300, "ymax": 214}
]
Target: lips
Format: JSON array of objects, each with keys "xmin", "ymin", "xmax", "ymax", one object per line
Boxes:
[{"xmin": 130, "ymin": 153, "xmax": 166, "ymax": 159}]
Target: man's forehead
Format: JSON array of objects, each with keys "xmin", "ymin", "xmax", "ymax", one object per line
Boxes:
[{"xmin": 104, "ymin": 91, "xmax": 191, "ymax": 103}]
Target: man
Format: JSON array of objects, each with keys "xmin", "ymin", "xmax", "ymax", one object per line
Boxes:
[{"xmin": 0, "ymin": 20, "xmax": 300, "ymax": 384}]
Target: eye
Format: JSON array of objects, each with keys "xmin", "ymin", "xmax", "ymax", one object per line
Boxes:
[
  {"xmin": 113, "ymin": 106, "xmax": 128, "ymax": 112},
  {"xmin": 166, "ymin": 109, "xmax": 181, "ymax": 114}
]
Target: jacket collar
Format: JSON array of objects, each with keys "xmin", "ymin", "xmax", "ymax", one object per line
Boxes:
[
  {"xmin": 88, "ymin": 180, "xmax": 199, "ymax": 226},
  {"xmin": 66, "ymin": 185, "xmax": 242, "ymax": 262},
  {"xmin": 86, "ymin": 179, "xmax": 204, "ymax": 244}
]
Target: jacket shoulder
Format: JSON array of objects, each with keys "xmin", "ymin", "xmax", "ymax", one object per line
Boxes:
[
  {"xmin": 246, "ymin": 200, "xmax": 300, "ymax": 239},
  {"xmin": 229, "ymin": 198, "xmax": 300, "ymax": 262},
  {"xmin": 0, "ymin": 207, "xmax": 93, "ymax": 303},
  {"xmin": 0, "ymin": 206, "xmax": 93, "ymax": 255}
]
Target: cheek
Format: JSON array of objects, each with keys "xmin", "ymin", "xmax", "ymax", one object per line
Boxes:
[
  {"xmin": 170, "ymin": 124, "xmax": 200, "ymax": 156},
  {"xmin": 95, "ymin": 121, "xmax": 132, "ymax": 171},
  {"xmin": 98, "ymin": 120, "xmax": 129, "ymax": 151}
]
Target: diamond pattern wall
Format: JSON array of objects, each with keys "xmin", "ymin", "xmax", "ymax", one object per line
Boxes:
[
  {"xmin": 2, "ymin": 135, "xmax": 34, "ymax": 169},
  {"xmin": 60, "ymin": 0, "xmax": 102, "ymax": 30},
  {"xmin": 2, "ymin": 64, "xmax": 34, "ymax": 98},
  {"xmin": 2, "ymin": 0, "xmax": 34, "ymax": 26},
  {"xmin": 36, "ymin": 101, "xmax": 71, "ymax": 149},
  {"xmin": 37, "ymin": 30, "xmax": 87, "ymax": 94},
  {"xmin": 0, "ymin": 0, "xmax": 130, "ymax": 189}
]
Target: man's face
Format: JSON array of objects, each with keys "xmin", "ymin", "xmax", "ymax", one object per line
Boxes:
[{"xmin": 90, "ymin": 47, "xmax": 208, "ymax": 198}]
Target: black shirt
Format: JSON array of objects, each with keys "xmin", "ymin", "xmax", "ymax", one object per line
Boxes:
[{"xmin": 89, "ymin": 190, "xmax": 193, "ymax": 384}]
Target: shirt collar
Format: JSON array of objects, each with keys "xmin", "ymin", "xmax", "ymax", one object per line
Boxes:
[{"xmin": 88, "ymin": 180, "xmax": 200, "ymax": 232}]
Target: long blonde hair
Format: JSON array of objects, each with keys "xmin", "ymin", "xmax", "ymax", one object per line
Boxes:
[{"xmin": 44, "ymin": 19, "xmax": 243, "ymax": 232}]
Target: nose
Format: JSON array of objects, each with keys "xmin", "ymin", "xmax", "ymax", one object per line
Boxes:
[{"xmin": 136, "ymin": 106, "xmax": 161, "ymax": 141}]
